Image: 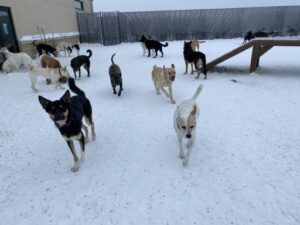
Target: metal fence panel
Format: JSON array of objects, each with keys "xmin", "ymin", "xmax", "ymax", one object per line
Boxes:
[{"xmin": 77, "ymin": 6, "xmax": 300, "ymax": 45}]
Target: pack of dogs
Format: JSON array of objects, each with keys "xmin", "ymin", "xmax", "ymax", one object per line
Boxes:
[
  {"xmin": 243, "ymin": 30, "xmax": 274, "ymax": 44},
  {"xmin": 1, "ymin": 30, "xmax": 276, "ymax": 172}
]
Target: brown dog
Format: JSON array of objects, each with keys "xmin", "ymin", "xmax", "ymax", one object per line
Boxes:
[
  {"xmin": 190, "ymin": 40, "xmax": 205, "ymax": 51},
  {"xmin": 40, "ymin": 54, "xmax": 67, "ymax": 84},
  {"xmin": 152, "ymin": 64, "xmax": 176, "ymax": 104}
]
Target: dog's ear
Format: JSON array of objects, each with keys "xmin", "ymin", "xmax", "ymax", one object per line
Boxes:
[
  {"xmin": 38, "ymin": 95, "xmax": 51, "ymax": 110},
  {"xmin": 171, "ymin": 64, "xmax": 175, "ymax": 68},
  {"xmin": 60, "ymin": 90, "xmax": 71, "ymax": 103}
]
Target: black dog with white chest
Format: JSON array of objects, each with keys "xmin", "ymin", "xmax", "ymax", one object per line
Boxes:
[
  {"xmin": 140, "ymin": 34, "xmax": 168, "ymax": 58},
  {"xmin": 38, "ymin": 77, "xmax": 96, "ymax": 172},
  {"xmin": 70, "ymin": 49, "xmax": 92, "ymax": 79},
  {"xmin": 109, "ymin": 53, "xmax": 123, "ymax": 96}
]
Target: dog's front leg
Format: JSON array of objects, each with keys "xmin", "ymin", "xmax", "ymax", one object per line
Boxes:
[
  {"xmin": 177, "ymin": 134, "xmax": 184, "ymax": 159},
  {"xmin": 29, "ymin": 75, "xmax": 39, "ymax": 92},
  {"xmin": 168, "ymin": 85, "xmax": 176, "ymax": 104},
  {"xmin": 183, "ymin": 137, "xmax": 195, "ymax": 167},
  {"xmin": 147, "ymin": 49, "xmax": 151, "ymax": 57},
  {"xmin": 66, "ymin": 140, "xmax": 80, "ymax": 172},
  {"xmin": 184, "ymin": 61, "xmax": 188, "ymax": 74},
  {"xmin": 160, "ymin": 86, "xmax": 170, "ymax": 98},
  {"xmin": 191, "ymin": 63, "xmax": 194, "ymax": 74},
  {"xmin": 55, "ymin": 80, "xmax": 65, "ymax": 89}
]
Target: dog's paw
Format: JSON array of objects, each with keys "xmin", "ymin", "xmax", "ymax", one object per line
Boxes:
[
  {"xmin": 171, "ymin": 100, "xmax": 176, "ymax": 104},
  {"xmin": 85, "ymin": 138, "xmax": 89, "ymax": 144},
  {"xmin": 92, "ymin": 134, "xmax": 96, "ymax": 141},
  {"xmin": 179, "ymin": 154, "xmax": 185, "ymax": 159},
  {"xmin": 182, "ymin": 159, "xmax": 189, "ymax": 167},
  {"xmin": 71, "ymin": 165, "xmax": 79, "ymax": 172},
  {"xmin": 33, "ymin": 89, "xmax": 39, "ymax": 93}
]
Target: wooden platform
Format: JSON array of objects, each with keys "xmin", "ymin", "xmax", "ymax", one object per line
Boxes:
[{"xmin": 206, "ymin": 39, "xmax": 300, "ymax": 73}]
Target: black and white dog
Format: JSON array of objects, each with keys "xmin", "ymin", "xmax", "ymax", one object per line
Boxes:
[
  {"xmin": 109, "ymin": 53, "xmax": 123, "ymax": 96},
  {"xmin": 140, "ymin": 34, "xmax": 168, "ymax": 58},
  {"xmin": 70, "ymin": 49, "xmax": 92, "ymax": 79},
  {"xmin": 38, "ymin": 77, "xmax": 96, "ymax": 172}
]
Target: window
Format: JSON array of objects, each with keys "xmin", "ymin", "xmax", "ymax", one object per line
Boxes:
[{"xmin": 74, "ymin": 0, "xmax": 84, "ymax": 11}]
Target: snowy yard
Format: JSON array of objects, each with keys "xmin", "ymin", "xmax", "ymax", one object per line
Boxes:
[{"xmin": 0, "ymin": 38, "xmax": 300, "ymax": 225}]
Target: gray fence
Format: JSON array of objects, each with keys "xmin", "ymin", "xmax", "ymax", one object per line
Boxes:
[{"xmin": 77, "ymin": 6, "xmax": 300, "ymax": 45}]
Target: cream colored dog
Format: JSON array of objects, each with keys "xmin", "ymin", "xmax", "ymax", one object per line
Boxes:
[
  {"xmin": 190, "ymin": 40, "xmax": 205, "ymax": 51},
  {"xmin": 174, "ymin": 84, "xmax": 203, "ymax": 166},
  {"xmin": 152, "ymin": 64, "xmax": 176, "ymax": 104},
  {"xmin": 28, "ymin": 64, "xmax": 69, "ymax": 92},
  {"xmin": 0, "ymin": 47, "xmax": 32, "ymax": 71}
]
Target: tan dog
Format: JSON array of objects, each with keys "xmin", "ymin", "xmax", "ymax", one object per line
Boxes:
[
  {"xmin": 40, "ymin": 54, "xmax": 67, "ymax": 84},
  {"xmin": 152, "ymin": 64, "xmax": 176, "ymax": 104},
  {"xmin": 41, "ymin": 54, "xmax": 62, "ymax": 68},
  {"xmin": 190, "ymin": 40, "xmax": 205, "ymax": 51}
]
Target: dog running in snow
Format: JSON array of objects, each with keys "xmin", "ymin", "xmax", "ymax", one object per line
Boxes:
[
  {"xmin": 38, "ymin": 77, "xmax": 96, "ymax": 172},
  {"xmin": 70, "ymin": 49, "xmax": 92, "ymax": 79},
  {"xmin": 140, "ymin": 34, "xmax": 168, "ymax": 58},
  {"xmin": 183, "ymin": 41, "xmax": 207, "ymax": 79},
  {"xmin": 109, "ymin": 53, "xmax": 123, "ymax": 96},
  {"xmin": 152, "ymin": 64, "xmax": 176, "ymax": 104},
  {"xmin": 174, "ymin": 84, "xmax": 203, "ymax": 167}
]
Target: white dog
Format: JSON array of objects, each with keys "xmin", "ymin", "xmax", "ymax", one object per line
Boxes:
[
  {"xmin": 28, "ymin": 64, "xmax": 69, "ymax": 92},
  {"xmin": 173, "ymin": 84, "xmax": 203, "ymax": 167},
  {"xmin": 0, "ymin": 47, "xmax": 32, "ymax": 71},
  {"xmin": 2, "ymin": 60, "xmax": 13, "ymax": 73}
]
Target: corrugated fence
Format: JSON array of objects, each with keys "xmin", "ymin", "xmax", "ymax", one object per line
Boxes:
[{"xmin": 77, "ymin": 6, "xmax": 300, "ymax": 45}]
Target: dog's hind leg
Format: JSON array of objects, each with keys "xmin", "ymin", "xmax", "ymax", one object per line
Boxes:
[
  {"xmin": 78, "ymin": 131, "xmax": 85, "ymax": 163},
  {"xmin": 82, "ymin": 124, "xmax": 89, "ymax": 143},
  {"xmin": 118, "ymin": 83, "xmax": 123, "ymax": 96},
  {"xmin": 85, "ymin": 116, "xmax": 96, "ymax": 141},
  {"xmin": 66, "ymin": 140, "xmax": 80, "ymax": 172}
]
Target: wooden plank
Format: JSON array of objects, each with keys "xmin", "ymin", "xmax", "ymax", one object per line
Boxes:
[
  {"xmin": 250, "ymin": 44, "xmax": 260, "ymax": 73},
  {"xmin": 206, "ymin": 41, "xmax": 255, "ymax": 71}
]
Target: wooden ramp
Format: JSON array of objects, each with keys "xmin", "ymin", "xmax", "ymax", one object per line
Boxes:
[{"xmin": 206, "ymin": 39, "xmax": 300, "ymax": 73}]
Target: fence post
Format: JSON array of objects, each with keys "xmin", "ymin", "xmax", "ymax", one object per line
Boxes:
[{"xmin": 117, "ymin": 11, "xmax": 122, "ymax": 44}]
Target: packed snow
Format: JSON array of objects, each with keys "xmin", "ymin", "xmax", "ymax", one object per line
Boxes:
[{"xmin": 0, "ymin": 38, "xmax": 299, "ymax": 225}]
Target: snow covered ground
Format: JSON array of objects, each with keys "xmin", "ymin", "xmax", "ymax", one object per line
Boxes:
[{"xmin": 0, "ymin": 38, "xmax": 300, "ymax": 225}]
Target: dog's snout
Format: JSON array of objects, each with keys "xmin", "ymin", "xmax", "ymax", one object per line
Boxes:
[{"xmin": 186, "ymin": 134, "xmax": 192, "ymax": 139}]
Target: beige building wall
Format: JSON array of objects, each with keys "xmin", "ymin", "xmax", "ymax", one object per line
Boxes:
[{"xmin": 0, "ymin": 0, "xmax": 93, "ymax": 56}]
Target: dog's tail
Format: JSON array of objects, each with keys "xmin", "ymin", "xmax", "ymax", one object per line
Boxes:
[
  {"xmin": 32, "ymin": 40, "xmax": 37, "ymax": 46},
  {"xmin": 86, "ymin": 49, "xmax": 92, "ymax": 58},
  {"xmin": 192, "ymin": 84, "xmax": 204, "ymax": 100},
  {"xmin": 68, "ymin": 77, "xmax": 85, "ymax": 97},
  {"xmin": 111, "ymin": 53, "xmax": 116, "ymax": 65},
  {"xmin": 162, "ymin": 42, "xmax": 168, "ymax": 47}
]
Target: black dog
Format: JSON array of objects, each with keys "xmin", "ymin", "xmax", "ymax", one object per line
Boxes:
[
  {"xmin": 38, "ymin": 77, "xmax": 96, "ymax": 172},
  {"xmin": 33, "ymin": 40, "xmax": 58, "ymax": 56},
  {"xmin": 243, "ymin": 31, "xmax": 274, "ymax": 43},
  {"xmin": 183, "ymin": 41, "xmax": 207, "ymax": 79},
  {"xmin": 70, "ymin": 49, "xmax": 92, "ymax": 79},
  {"xmin": 67, "ymin": 44, "xmax": 80, "ymax": 56},
  {"xmin": 109, "ymin": 53, "xmax": 123, "ymax": 96},
  {"xmin": 140, "ymin": 34, "xmax": 168, "ymax": 58}
]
